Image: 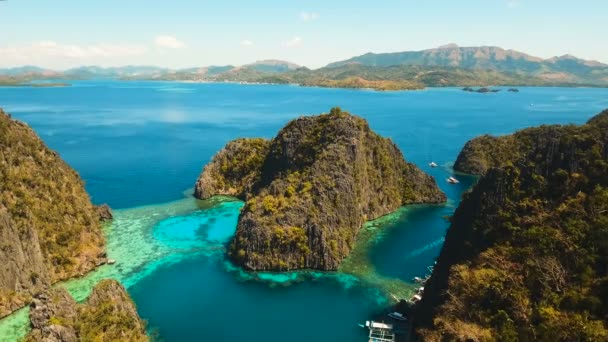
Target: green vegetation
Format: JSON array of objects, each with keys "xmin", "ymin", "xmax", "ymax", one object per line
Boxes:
[
  {"xmin": 4, "ymin": 46, "xmax": 608, "ymax": 89},
  {"xmin": 416, "ymin": 110, "xmax": 608, "ymax": 341},
  {"xmin": 326, "ymin": 45, "xmax": 608, "ymax": 86},
  {"xmin": 0, "ymin": 75, "xmax": 69, "ymax": 87},
  {"xmin": 0, "ymin": 110, "xmax": 104, "ymax": 280},
  {"xmin": 0, "ymin": 109, "xmax": 105, "ymax": 317},
  {"xmin": 76, "ymin": 280, "xmax": 148, "ymax": 342},
  {"xmin": 194, "ymin": 138, "xmax": 270, "ymax": 200},
  {"xmin": 195, "ymin": 108, "xmax": 445, "ymax": 271},
  {"xmin": 158, "ymin": 64, "xmax": 553, "ymax": 91},
  {"xmin": 453, "ymin": 134, "xmax": 521, "ymax": 175}
]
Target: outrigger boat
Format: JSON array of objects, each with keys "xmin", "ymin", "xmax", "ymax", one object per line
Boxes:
[{"xmin": 447, "ymin": 176, "xmax": 460, "ymax": 184}]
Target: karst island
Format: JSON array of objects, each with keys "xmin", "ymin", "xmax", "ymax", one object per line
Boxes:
[{"xmin": 194, "ymin": 107, "xmax": 446, "ymax": 271}]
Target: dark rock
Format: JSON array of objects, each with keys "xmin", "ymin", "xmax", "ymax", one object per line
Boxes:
[
  {"xmin": 95, "ymin": 204, "xmax": 113, "ymax": 221},
  {"xmin": 508, "ymin": 88, "xmax": 520, "ymax": 92},
  {"xmin": 0, "ymin": 206, "xmax": 50, "ymax": 318},
  {"xmin": 27, "ymin": 289, "xmax": 78, "ymax": 342},
  {"xmin": 195, "ymin": 108, "xmax": 445, "ymax": 271},
  {"xmin": 463, "ymin": 87, "xmax": 501, "ymax": 93}
]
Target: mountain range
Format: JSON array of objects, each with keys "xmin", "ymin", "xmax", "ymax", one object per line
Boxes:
[
  {"xmin": 327, "ymin": 44, "xmax": 608, "ymax": 85},
  {"xmin": 2, "ymin": 45, "xmax": 607, "ymax": 89}
]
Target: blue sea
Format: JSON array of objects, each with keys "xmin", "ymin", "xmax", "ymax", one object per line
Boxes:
[{"xmin": 0, "ymin": 82, "xmax": 606, "ymax": 341}]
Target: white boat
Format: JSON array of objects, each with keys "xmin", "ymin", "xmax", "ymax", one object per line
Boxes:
[
  {"xmin": 366, "ymin": 321, "xmax": 395, "ymax": 342},
  {"xmin": 447, "ymin": 177, "xmax": 460, "ymax": 184},
  {"xmin": 429, "ymin": 162, "xmax": 438, "ymax": 168},
  {"xmin": 107, "ymin": 259, "xmax": 116, "ymax": 265},
  {"xmin": 388, "ymin": 312, "xmax": 407, "ymax": 321},
  {"xmin": 412, "ymin": 294, "xmax": 423, "ymax": 302}
]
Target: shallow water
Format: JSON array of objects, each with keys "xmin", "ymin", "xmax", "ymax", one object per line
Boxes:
[{"xmin": 0, "ymin": 82, "xmax": 606, "ymax": 341}]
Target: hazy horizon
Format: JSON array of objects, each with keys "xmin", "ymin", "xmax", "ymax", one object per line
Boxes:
[{"xmin": 1, "ymin": 0, "xmax": 607, "ymax": 69}]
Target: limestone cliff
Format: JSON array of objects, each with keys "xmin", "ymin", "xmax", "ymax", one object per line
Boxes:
[
  {"xmin": 0, "ymin": 109, "xmax": 106, "ymax": 317},
  {"xmin": 195, "ymin": 108, "xmax": 446, "ymax": 271},
  {"xmin": 194, "ymin": 138, "xmax": 270, "ymax": 200},
  {"xmin": 416, "ymin": 110, "xmax": 608, "ymax": 340},
  {"xmin": 26, "ymin": 279, "xmax": 148, "ymax": 342},
  {"xmin": 0, "ymin": 206, "xmax": 50, "ymax": 316}
]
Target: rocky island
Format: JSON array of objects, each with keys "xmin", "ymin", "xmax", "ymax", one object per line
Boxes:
[
  {"xmin": 195, "ymin": 108, "xmax": 446, "ymax": 271},
  {"xmin": 0, "ymin": 109, "xmax": 147, "ymax": 339},
  {"xmin": 416, "ymin": 110, "xmax": 608, "ymax": 340}
]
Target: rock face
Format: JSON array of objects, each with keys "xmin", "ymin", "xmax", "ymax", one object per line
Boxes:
[
  {"xmin": 416, "ymin": 110, "xmax": 608, "ymax": 340},
  {"xmin": 0, "ymin": 206, "xmax": 50, "ymax": 317},
  {"xmin": 26, "ymin": 279, "xmax": 148, "ymax": 342},
  {"xmin": 195, "ymin": 108, "xmax": 445, "ymax": 271},
  {"xmin": 95, "ymin": 204, "xmax": 114, "ymax": 221},
  {"xmin": 0, "ymin": 109, "xmax": 105, "ymax": 317},
  {"xmin": 27, "ymin": 288, "xmax": 79, "ymax": 342}
]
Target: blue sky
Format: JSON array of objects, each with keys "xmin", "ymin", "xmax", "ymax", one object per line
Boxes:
[{"xmin": 1, "ymin": 0, "xmax": 607, "ymax": 69}]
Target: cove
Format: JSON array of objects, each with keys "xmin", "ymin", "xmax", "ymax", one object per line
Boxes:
[
  {"xmin": 1, "ymin": 82, "xmax": 607, "ymax": 341},
  {"xmin": 0, "ymin": 192, "xmax": 441, "ymax": 341}
]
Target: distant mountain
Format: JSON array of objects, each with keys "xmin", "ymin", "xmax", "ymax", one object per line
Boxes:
[
  {"xmin": 178, "ymin": 65, "xmax": 235, "ymax": 77},
  {"xmin": 327, "ymin": 45, "xmax": 608, "ymax": 85},
  {"xmin": 212, "ymin": 64, "xmax": 551, "ymax": 90},
  {"xmin": 245, "ymin": 60, "xmax": 301, "ymax": 73},
  {"xmin": 62, "ymin": 66, "xmax": 169, "ymax": 79},
  {"xmin": 2, "ymin": 46, "xmax": 607, "ymax": 89},
  {"xmin": 0, "ymin": 66, "xmax": 57, "ymax": 76}
]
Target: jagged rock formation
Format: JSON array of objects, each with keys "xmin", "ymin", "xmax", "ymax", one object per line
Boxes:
[
  {"xmin": 416, "ymin": 110, "xmax": 608, "ymax": 340},
  {"xmin": 0, "ymin": 109, "xmax": 106, "ymax": 317},
  {"xmin": 95, "ymin": 204, "xmax": 114, "ymax": 221},
  {"xmin": 195, "ymin": 108, "xmax": 445, "ymax": 271},
  {"xmin": 26, "ymin": 279, "xmax": 148, "ymax": 342},
  {"xmin": 0, "ymin": 206, "xmax": 50, "ymax": 316}
]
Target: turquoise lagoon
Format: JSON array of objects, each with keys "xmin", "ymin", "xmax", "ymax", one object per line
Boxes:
[{"xmin": 0, "ymin": 82, "xmax": 607, "ymax": 341}]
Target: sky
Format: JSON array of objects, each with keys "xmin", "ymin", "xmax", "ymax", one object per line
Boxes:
[{"xmin": 1, "ymin": 0, "xmax": 607, "ymax": 69}]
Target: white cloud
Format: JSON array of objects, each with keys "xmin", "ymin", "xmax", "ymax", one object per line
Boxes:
[
  {"xmin": 300, "ymin": 11, "xmax": 320, "ymax": 22},
  {"xmin": 0, "ymin": 41, "xmax": 146, "ymax": 60},
  {"xmin": 154, "ymin": 35, "xmax": 184, "ymax": 49},
  {"xmin": 240, "ymin": 40, "xmax": 254, "ymax": 47},
  {"xmin": 283, "ymin": 36, "xmax": 303, "ymax": 48}
]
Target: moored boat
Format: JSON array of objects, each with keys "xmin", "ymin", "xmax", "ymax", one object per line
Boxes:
[
  {"xmin": 447, "ymin": 176, "xmax": 460, "ymax": 184},
  {"xmin": 388, "ymin": 312, "xmax": 407, "ymax": 321}
]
